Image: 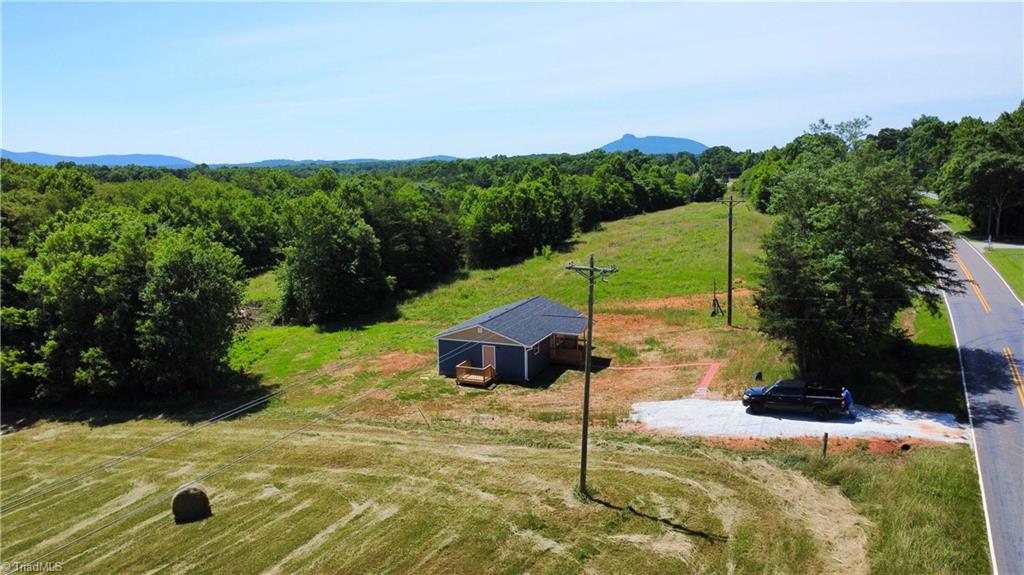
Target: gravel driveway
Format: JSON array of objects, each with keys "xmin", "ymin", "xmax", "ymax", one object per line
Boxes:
[{"xmin": 631, "ymin": 399, "xmax": 968, "ymax": 443}]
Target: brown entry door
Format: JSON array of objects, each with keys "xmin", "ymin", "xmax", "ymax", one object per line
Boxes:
[{"xmin": 482, "ymin": 345, "xmax": 496, "ymax": 368}]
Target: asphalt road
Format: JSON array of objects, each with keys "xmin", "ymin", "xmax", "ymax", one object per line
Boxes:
[{"xmin": 945, "ymin": 237, "xmax": 1024, "ymax": 574}]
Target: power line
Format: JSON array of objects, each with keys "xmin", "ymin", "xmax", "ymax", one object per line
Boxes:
[
  {"xmin": 4, "ymin": 320, "xmax": 542, "ymax": 514},
  {"xmin": 9, "ymin": 389, "xmax": 376, "ymax": 571},
  {"xmin": 435, "ymin": 328, "xmax": 515, "ymax": 365},
  {"xmin": 1, "ymin": 330, "xmax": 434, "ymax": 513},
  {"xmin": 2, "ymin": 387, "xmax": 292, "ymax": 513},
  {"xmin": 4, "ymin": 315, "xmax": 557, "ymax": 566}
]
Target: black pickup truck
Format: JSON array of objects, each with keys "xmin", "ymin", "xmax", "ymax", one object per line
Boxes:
[{"xmin": 742, "ymin": 379, "xmax": 846, "ymax": 420}]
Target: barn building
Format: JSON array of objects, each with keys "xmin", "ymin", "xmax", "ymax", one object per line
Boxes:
[{"xmin": 434, "ymin": 296, "xmax": 587, "ymax": 386}]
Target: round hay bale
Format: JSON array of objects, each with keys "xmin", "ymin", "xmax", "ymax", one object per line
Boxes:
[{"xmin": 172, "ymin": 486, "xmax": 212, "ymax": 524}]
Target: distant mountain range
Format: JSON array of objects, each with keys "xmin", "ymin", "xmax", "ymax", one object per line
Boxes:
[
  {"xmin": 600, "ymin": 134, "xmax": 708, "ymax": 155},
  {"xmin": 0, "ymin": 149, "xmax": 457, "ymax": 168},
  {"xmin": 221, "ymin": 155, "xmax": 458, "ymax": 168},
  {"xmin": 1, "ymin": 149, "xmax": 196, "ymax": 168},
  {"xmin": 2, "ymin": 136, "xmax": 709, "ymax": 168}
]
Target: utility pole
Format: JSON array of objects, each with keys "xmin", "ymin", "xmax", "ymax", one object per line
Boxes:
[
  {"xmin": 718, "ymin": 196, "xmax": 744, "ymax": 326},
  {"xmin": 987, "ymin": 198, "xmax": 993, "ymax": 245},
  {"xmin": 566, "ymin": 254, "xmax": 617, "ymax": 497}
]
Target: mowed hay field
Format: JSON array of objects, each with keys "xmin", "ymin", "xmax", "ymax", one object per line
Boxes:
[
  {"xmin": 0, "ymin": 418, "xmax": 987, "ymax": 574},
  {"xmin": 0, "ymin": 204, "xmax": 990, "ymax": 573}
]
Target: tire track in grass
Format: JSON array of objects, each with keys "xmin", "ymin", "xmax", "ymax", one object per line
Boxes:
[{"xmin": 263, "ymin": 500, "xmax": 373, "ymax": 575}]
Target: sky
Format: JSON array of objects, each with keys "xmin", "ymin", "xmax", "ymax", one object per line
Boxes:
[{"xmin": 2, "ymin": 2, "xmax": 1022, "ymax": 163}]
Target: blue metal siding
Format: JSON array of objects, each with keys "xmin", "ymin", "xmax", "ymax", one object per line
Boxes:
[
  {"xmin": 494, "ymin": 344, "xmax": 526, "ymax": 381},
  {"xmin": 527, "ymin": 336, "xmax": 551, "ymax": 380},
  {"xmin": 437, "ymin": 339, "xmax": 526, "ymax": 382},
  {"xmin": 438, "ymin": 339, "xmax": 480, "ymax": 376}
]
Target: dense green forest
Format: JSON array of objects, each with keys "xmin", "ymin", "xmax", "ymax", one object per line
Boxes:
[{"xmin": 2, "ymin": 104, "xmax": 1021, "ymax": 405}]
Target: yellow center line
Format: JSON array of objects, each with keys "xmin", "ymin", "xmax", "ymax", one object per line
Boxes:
[
  {"xmin": 1003, "ymin": 347, "xmax": 1024, "ymax": 408},
  {"xmin": 954, "ymin": 253, "xmax": 991, "ymax": 313}
]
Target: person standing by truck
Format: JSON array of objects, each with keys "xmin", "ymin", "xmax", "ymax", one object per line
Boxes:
[{"xmin": 842, "ymin": 387, "xmax": 855, "ymax": 419}]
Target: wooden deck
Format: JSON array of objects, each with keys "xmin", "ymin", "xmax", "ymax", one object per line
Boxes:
[{"xmin": 455, "ymin": 360, "xmax": 496, "ymax": 387}]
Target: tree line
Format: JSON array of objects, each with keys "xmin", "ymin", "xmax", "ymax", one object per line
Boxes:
[
  {"xmin": 745, "ymin": 105, "xmax": 1024, "ymax": 387},
  {"xmin": 1, "ymin": 148, "xmax": 734, "ymax": 404},
  {"xmin": 735, "ymin": 104, "xmax": 1024, "ymax": 239}
]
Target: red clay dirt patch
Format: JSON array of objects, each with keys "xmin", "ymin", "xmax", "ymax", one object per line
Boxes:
[
  {"xmin": 860, "ymin": 437, "xmax": 934, "ymax": 455},
  {"xmin": 617, "ymin": 289, "xmax": 754, "ymax": 311},
  {"xmin": 692, "ymin": 362, "xmax": 721, "ymax": 397},
  {"xmin": 434, "ymin": 359, "xmax": 709, "ymax": 424},
  {"xmin": 702, "ymin": 436, "xmax": 939, "ymax": 455},
  {"xmin": 594, "ymin": 313, "xmax": 651, "ymax": 331},
  {"xmin": 605, "ymin": 362, "xmax": 718, "ymax": 372},
  {"xmin": 370, "ymin": 351, "xmax": 434, "ymax": 375},
  {"xmin": 387, "ymin": 297, "xmax": 754, "ymax": 428},
  {"xmin": 411, "ymin": 308, "xmax": 726, "ymax": 424},
  {"xmin": 593, "ymin": 313, "xmax": 716, "ymax": 363},
  {"xmin": 605, "ymin": 361, "xmax": 721, "ymax": 398}
]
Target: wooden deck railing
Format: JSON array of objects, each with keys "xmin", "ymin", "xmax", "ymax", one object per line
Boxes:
[
  {"xmin": 455, "ymin": 360, "xmax": 496, "ymax": 387},
  {"xmin": 551, "ymin": 347, "xmax": 584, "ymax": 367},
  {"xmin": 551, "ymin": 334, "xmax": 586, "ymax": 367}
]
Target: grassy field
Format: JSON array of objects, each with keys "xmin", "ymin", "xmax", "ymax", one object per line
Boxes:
[
  {"xmin": 0, "ymin": 416, "xmax": 988, "ymax": 574},
  {"xmin": 230, "ymin": 203, "xmax": 787, "ymax": 412},
  {"xmin": 0, "ymin": 203, "xmax": 990, "ymax": 573},
  {"xmin": 940, "ymin": 212, "xmax": 974, "ymax": 235},
  {"xmin": 923, "ymin": 196, "xmax": 973, "ymax": 236},
  {"xmin": 984, "ymin": 248, "xmax": 1024, "ymax": 299},
  {"xmin": 242, "ymin": 269, "xmax": 280, "ymax": 324}
]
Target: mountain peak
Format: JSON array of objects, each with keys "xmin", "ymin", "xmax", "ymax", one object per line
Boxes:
[{"xmin": 600, "ymin": 134, "xmax": 708, "ymax": 155}]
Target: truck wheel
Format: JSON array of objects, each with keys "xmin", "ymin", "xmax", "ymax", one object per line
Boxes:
[{"xmin": 813, "ymin": 406, "xmax": 828, "ymax": 421}]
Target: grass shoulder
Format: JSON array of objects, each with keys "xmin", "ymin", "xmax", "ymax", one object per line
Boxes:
[
  {"xmin": 860, "ymin": 300, "xmax": 964, "ymax": 418},
  {"xmin": 758, "ymin": 438, "xmax": 989, "ymax": 574},
  {"xmin": 984, "ymin": 248, "xmax": 1024, "ymax": 300}
]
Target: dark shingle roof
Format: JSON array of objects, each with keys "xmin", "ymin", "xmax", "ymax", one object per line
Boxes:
[{"xmin": 434, "ymin": 296, "xmax": 587, "ymax": 347}]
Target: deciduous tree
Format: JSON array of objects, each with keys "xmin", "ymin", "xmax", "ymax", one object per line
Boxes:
[
  {"xmin": 136, "ymin": 228, "xmax": 243, "ymax": 393},
  {"xmin": 693, "ymin": 166, "xmax": 725, "ymax": 202},
  {"xmin": 278, "ymin": 192, "xmax": 388, "ymax": 323},
  {"xmin": 756, "ymin": 144, "xmax": 958, "ymax": 380}
]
